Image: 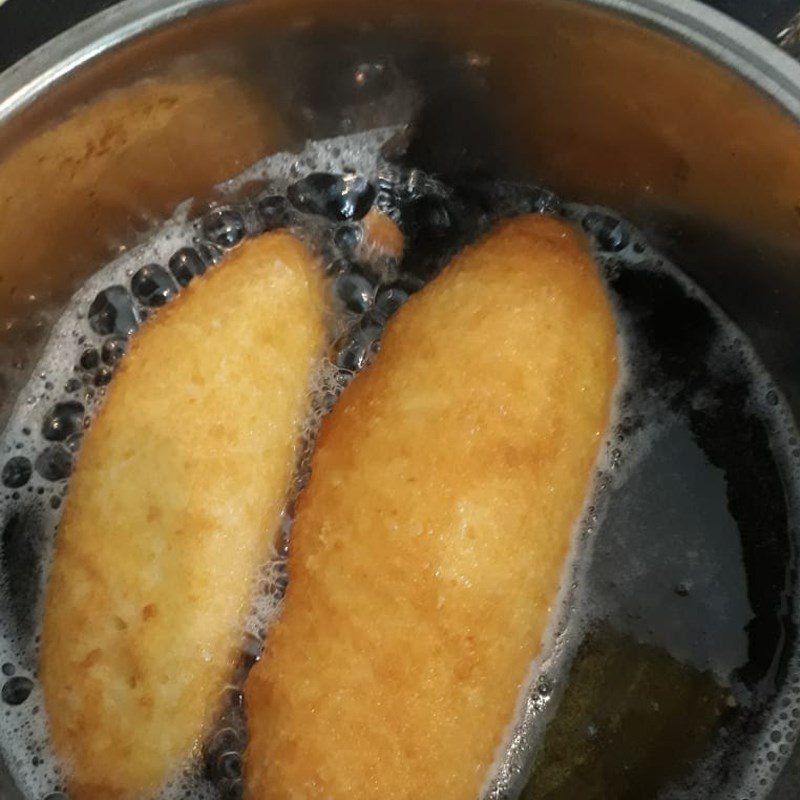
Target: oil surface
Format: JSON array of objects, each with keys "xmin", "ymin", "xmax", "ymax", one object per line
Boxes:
[{"xmin": 0, "ymin": 128, "xmax": 797, "ymax": 800}]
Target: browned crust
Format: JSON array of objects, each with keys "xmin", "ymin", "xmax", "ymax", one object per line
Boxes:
[
  {"xmin": 244, "ymin": 215, "xmax": 618, "ymax": 800},
  {"xmin": 40, "ymin": 232, "xmax": 325, "ymax": 799}
]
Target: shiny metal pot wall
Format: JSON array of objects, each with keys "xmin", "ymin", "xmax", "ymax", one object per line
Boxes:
[{"xmin": 1, "ymin": 0, "xmax": 800, "ymax": 797}]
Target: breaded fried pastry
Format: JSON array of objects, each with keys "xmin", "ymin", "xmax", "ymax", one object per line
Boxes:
[
  {"xmin": 244, "ymin": 215, "xmax": 618, "ymax": 800},
  {"xmin": 41, "ymin": 232, "xmax": 325, "ymax": 799}
]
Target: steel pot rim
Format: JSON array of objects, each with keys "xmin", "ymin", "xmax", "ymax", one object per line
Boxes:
[{"xmin": 0, "ymin": 0, "xmax": 799, "ymax": 129}]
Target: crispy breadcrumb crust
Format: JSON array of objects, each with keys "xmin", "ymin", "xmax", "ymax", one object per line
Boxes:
[
  {"xmin": 41, "ymin": 232, "xmax": 325, "ymax": 800},
  {"xmin": 244, "ymin": 215, "xmax": 618, "ymax": 800}
]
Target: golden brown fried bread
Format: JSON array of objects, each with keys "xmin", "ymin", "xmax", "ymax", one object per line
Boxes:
[
  {"xmin": 244, "ymin": 215, "xmax": 618, "ymax": 800},
  {"xmin": 40, "ymin": 232, "xmax": 325, "ymax": 800},
  {"xmin": 0, "ymin": 72, "xmax": 283, "ymax": 321}
]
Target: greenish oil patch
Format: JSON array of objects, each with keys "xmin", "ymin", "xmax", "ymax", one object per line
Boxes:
[{"xmin": 524, "ymin": 625, "xmax": 733, "ymax": 799}]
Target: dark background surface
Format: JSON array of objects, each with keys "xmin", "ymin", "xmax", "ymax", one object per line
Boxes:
[{"xmin": 0, "ymin": 0, "xmax": 798, "ymax": 73}]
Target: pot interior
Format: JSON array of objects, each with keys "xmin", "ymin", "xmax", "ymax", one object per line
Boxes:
[{"xmin": 2, "ymin": 1, "xmax": 800, "ymax": 798}]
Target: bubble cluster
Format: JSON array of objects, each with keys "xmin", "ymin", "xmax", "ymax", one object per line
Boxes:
[
  {"xmin": 0, "ymin": 126, "xmax": 798, "ymax": 800},
  {"xmin": 1, "ymin": 457, "xmax": 31, "ymax": 489},
  {"xmin": 1, "ymin": 676, "xmax": 33, "ymax": 706},
  {"xmin": 34, "ymin": 447, "xmax": 72, "ymax": 483},
  {"xmin": 87, "ymin": 286, "xmax": 140, "ymax": 337},
  {"xmin": 287, "ymin": 172, "xmax": 376, "ymax": 221},
  {"xmin": 168, "ymin": 248, "xmax": 208, "ymax": 287},
  {"xmin": 333, "ymin": 269, "xmax": 375, "ymax": 313},
  {"xmin": 41, "ymin": 402, "xmax": 83, "ymax": 443},
  {"xmin": 256, "ymin": 195, "xmax": 292, "ymax": 232},
  {"xmin": 131, "ymin": 265, "xmax": 176, "ymax": 308}
]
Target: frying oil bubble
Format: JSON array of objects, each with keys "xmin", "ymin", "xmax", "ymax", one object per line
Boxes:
[{"xmin": 0, "ymin": 128, "xmax": 798, "ymax": 800}]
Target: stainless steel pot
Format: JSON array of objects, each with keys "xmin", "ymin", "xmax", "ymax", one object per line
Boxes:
[{"xmin": 2, "ymin": 0, "xmax": 800, "ymax": 797}]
